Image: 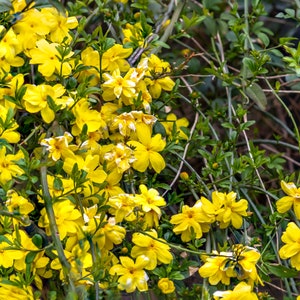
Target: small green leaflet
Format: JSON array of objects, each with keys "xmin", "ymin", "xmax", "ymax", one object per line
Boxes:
[
  {"xmin": 245, "ymin": 82, "xmax": 267, "ymax": 111},
  {"xmin": 0, "ymin": 0, "xmax": 12, "ymax": 13}
]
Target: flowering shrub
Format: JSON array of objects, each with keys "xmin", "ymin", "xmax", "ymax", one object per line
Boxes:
[{"xmin": 0, "ymin": 0, "xmax": 300, "ymax": 299}]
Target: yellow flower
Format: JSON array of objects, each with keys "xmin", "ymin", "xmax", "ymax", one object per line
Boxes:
[
  {"xmin": 38, "ymin": 199, "xmax": 83, "ymax": 240},
  {"xmin": 110, "ymin": 112, "xmax": 136, "ymax": 136},
  {"xmin": 92, "ymin": 217, "xmax": 126, "ymax": 250},
  {"xmin": 122, "ymin": 22, "xmax": 148, "ymax": 47},
  {"xmin": 0, "ymin": 235, "xmax": 24, "ymax": 268},
  {"xmin": 102, "ymin": 68, "xmax": 136, "ymax": 103},
  {"xmin": 12, "ymin": 229, "xmax": 40, "ymax": 272},
  {"xmin": 199, "ymin": 251, "xmax": 232, "ymax": 285},
  {"xmin": 41, "ymin": 7, "xmax": 78, "ymax": 43},
  {"xmin": 276, "ymin": 180, "xmax": 300, "ymax": 219},
  {"xmin": 0, "ymin": 28, "xmax": 24, "ymax": 73},
  {"xmin": 71, "ymin": 98, "xmax": 106, "ymax": 136},
  {"xmin": 29, "ymin": 39, "xmax": 73, "ymax": 77},
  {"xmin": 134, "ymin": 184, "xmax": 166, "ymax": 228},
  {"xmin": 158, "ymin": 278, "xmax": 175, "ymax": 294},
  {"xmin": 109, "ymin": 255, "xmax": 149, "ymax": 293},
  {"xmin": 127, "ymin": 126, "xmax": 166, "ymax": 173},
  {"xmin": 101, "ymin": 44, "xmax": 132, "ymax": 72},
  {"xmin": 279, "ymin": 222, "xmax": 300, "ymax": 270},
  {"xmin": 144, "ymin": 54, "xmax": 175, "ymax": 99},
  {"xmin": 107, "ymin": 193, "xmax": 137, "ymax": 222},
  {"xmin": 213, "ymin": 191, "xmax": 248, "ymax": 229},
  {"xmin": 0, "ymin": 277, "xmax": 35, "ymax": 300},
  {"xmin": 63, "ymin": 154, "xmax": 107, "ymax": 184},
  {"xmin": 51, "ymin": 238, "xmax": 92, "ymax": 282},
  {"xmin": 229, "ymin": 245, "xmax": 262, "ymax": 285},
  {"xmin": 161, "ymin": 113, "xmax": 189, "ymax": 140},
  {"xmin": 13, "ymin": 9, "xmax": 51, "ymax": 51},
  {"xmin": 98, "ymin": 169, "xmax": 124, "ymax": 200},
  {"xmin": 0, "ymin": 105, "xmax": 20, "ymax": 143},
  {"xmin": 23, "ymin": 83, "xmax": 66, "ymax": 123},
  {"xmin": 40, "ymin": 132, "xmax": 76, "ymax": 161},
  {"xmin": 38, "ymin": 175, "xmax": 74, "ymax": 202},
  {"xmin": 0, "ymin": 147, "xmax": 24, "ymax": 185},
  {"xmin": 5, "ymin": 190, "xmax": 34, "ymax": 215},
  {"xmin": 104, "ymin": 143, "xmax": 136, "ymax": 173},
  {"xmin": 170, "ymin": 201, "xmax": 214, "ymax": 242},
  {"xmin": 213, "ymin": 282, "xmax": 258, "ymax": 300},
  {"xmin": 131, "ymin": 230, "xmax": 173, "ymax": 270}
]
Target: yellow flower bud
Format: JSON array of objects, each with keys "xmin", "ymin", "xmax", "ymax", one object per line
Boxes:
[
  {"xmin": 158, "ymin": 278, "xmax": 175, "ymax": 294},
  {"xmin": 180, "ymin": 172, "xmax": 189, "ymax": 180}
]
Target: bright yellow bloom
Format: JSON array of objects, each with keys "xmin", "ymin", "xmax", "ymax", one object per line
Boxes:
[
  {"xmin": 37, "ymin": 175, "xmax": 74, "ymax": 202},
  {"xmin": 170, "ymin": 201, "xmax": 214, "ymax": 242},
  {"xmin": 5, "ymin": 190, "xmax": 34, "ymax": 215},
  {"xmin": 276, "ymin": 180, "xmax": 300, "ymax": 219},
  {"xmin": 38, "ymin": 199, "xmax": 83, "ymax": 240},
  {"xmin": 279, "ymin": 222, "xmax": 300, "ymax": 270},
  {"xmin": 0, "ymin": 105, "xmax": 20, "ymax": 143},
  {"xmin": 122, "ymin": 22, "xmax": 148, "ymax": 47},
  {"xmin": 23, "ymin": 83, "xmax": 66, "ymax": 123},
  {"xmin": 0, "ymin": 147, "xmax": 24, "ymax": 185},
  {"xmin": 92, "ymin": 217, "xmax": 126, "ymax": 250},
  {"xmin": 41, "ymin": 7, "xmax": 78, "ymax": 43},
  {"xmin": 229, "ymin": 245, "xmax": 262, "ymax": 285},
  {"xmin": 0, "ymin": 235, "xmax": 24, "ymax": 268},
  {"xmin": 101, "ymin": 44, "xmax": 132, "ymax": 72},
  {"xmin": 40, "ymin": 132, "xmax": 76, "ymax": 161},
  {"xmin": 144, "ymin": 54, "xmax": 175, "ymax": 98},
  {"xmin": 213, "ymin": 191, "xmax": 248, "ymax": 229},
  {"xmin": 13, "ymin": 9, "xmax": 51, "ymax": 51},
  {"xmin": 0, "ymin": 277, "xmax": 35, "ymax": 300},
  {"xmin": 0, "ymin": 28, "xmax": 24, "ymax": 75},
  {"xmin": 131, "ymin": 230, "xmax": 173, "ymax": 270},
  {"xmin": 0, "ymin": 73, "xmax": 24, "ymax": 109},
  {"xmin": 102, "ymin": 69, "xmax": 136, "ymax": 103},
  {"xmin": 107, "ymin": 193, "xmax": 137, "ymax": 222},
  {"xmin": 199, "ymin": 251, "xmax": 232, "ymax": 285},
  {"xmin": 161, "ymin": 113, "xmax": 189, "ymax": 140},
  {"xmin": 29, "ymin": 39, "xmax": 73, "ymax": 77},
  {"xmin": 104, "ymin": 143, "xmax": 136, "ymax": 173},
  {"xmin": 12, "ymin": 229, "xmax": 40, "ymax": 272},
  {"xmin": 158, "ymin": 278, "xmax": 175, "ymax": 294},
  {"xmin": 213, "ymin": 282, "xmax": 258, "ymax": 300},
  {"xmin": 71, "ymin": 98, "xmax": 106, "ymax": 136},
  {"xmin": 109, "ymin": 255, "xmax": 149, "ymax": 293},
  {"xmin": 98, "ymin": 169, "xmax": 124, "ymax": 199},
  {"xmin": 51, "ymin": 238, "xmax": 92, "ymax": 282},
  {"xmin": 127, "ymin": 126, "xmax": 166, "ymax": 173},
  {"xmin": 63, "ymin": 154, "xmax": 107, "ymax": 184},
  {"xmin": 134, "ymin": 184, "xmax": 166, "ymax": 228},
  {"xmin": 110, "ymin": 112, "xmax": 136, "ymax": 136}
]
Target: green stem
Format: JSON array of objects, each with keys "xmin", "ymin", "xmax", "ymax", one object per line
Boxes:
[
  {"xmin": 40, "ymin": 163, "xmax": 75, "ymax": 291},
  {"xmin": 264, "ymin": 78, "xmax": 300, "ymax": 153},
  {"xmin": 151, "ymin": 0, "xmax": 186, "ymax": 55}
]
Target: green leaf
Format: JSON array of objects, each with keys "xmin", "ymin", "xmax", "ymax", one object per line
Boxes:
[
  {"xmin": 266, "ymin": 264, "xmax": 299, "ymax": 278},
  {"xmin": 25, "ymin": 251, "xmax": 38, "ymax": 264},
  {"xmin": 245, "ymin": 83, "xmax": 267, "ymax": 110},
  {"xmin": 32, "ymin": 234, "xmax": 43, "ymax": 248},
  {"xmin": 170, "ymin": 271, "xmax": 185, "ymax": 280},
  {"xmin": 0, "ymin": 0, "xmax": 12, "ymax": 13},
  {"xmin": 0, "ymin": 235, "xmax": 13, "ymax": 245}
]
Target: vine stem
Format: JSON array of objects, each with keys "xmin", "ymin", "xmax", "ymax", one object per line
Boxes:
[
  {"xmin": 40, "ymin": 163, "xmax": 75, "ymax": 292},
  {"xmin": 151, "ymin": 0, "xmax": 186, "ymax": 55},
  {"xmin": 264, "ymin": 78, "xmax": 300, "ymax": 153}
]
